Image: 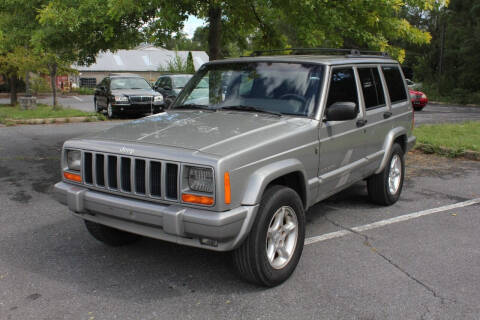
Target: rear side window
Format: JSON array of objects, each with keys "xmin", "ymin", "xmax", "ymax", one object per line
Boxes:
[
  {"xmin": 382, "ymin": 66, "xmax": 407, "ymax": 103},
  {"xmin": 358, "ymin": 67, "xmax": 385, "ymax": 109},
  {"xmin": 326, "ymin": 68, "xmax": 358, "ymax": 108}
]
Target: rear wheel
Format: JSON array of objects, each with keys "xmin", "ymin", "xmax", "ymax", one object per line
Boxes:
[
  {"xmin": 84, "ymin": 220, "xmax": 140, "ymax": 246},
  {"xmin": 94, "ymin": 99, "xmax": 101, "ymax": 113},
  {"xmin": 414, "ymin": 106, "xmax": 424, "ymax": 111},
  {"xmin": 233, "ymin": 185, "xmax": 305, "ymax": 287},
  {"xmin": 367, "ymin": 143, "xmax": 405, "ymax": 205}
]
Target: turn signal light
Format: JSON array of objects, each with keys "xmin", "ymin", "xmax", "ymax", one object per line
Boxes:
[
  {"xmin": 182, "ymin": 194, "xmax": 214, "ymax": 205},
  {"xmin": 224, "ymin": 172, "xmax": 231, "ymax": 204},
  {"xmin": 64, "ymin": 171, "xmax": 82, "ymax": 182}
]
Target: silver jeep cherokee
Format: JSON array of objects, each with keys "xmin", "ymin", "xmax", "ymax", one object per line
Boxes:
[{"xmin": 54, "ymin": 50, "xmax": 415, "ymax": 286}]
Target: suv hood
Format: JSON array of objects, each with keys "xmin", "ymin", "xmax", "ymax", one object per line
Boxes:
[{"xmin": 83, "ymin": 111, "xmax": 313, "ymax": 156}]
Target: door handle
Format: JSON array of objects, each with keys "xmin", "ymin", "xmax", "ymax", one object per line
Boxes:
[
  {"xmin": 356, "ymin": 119, "xmax": 367, "ymax": 127},
  {"xmin": 383, "ymin": 111, "xmax": 392, "ymax": 119}
]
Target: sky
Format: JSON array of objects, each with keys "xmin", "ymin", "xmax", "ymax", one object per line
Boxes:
[{"xmin": 183, "ymin": 15, "xmax": 206, "ymax": 38}]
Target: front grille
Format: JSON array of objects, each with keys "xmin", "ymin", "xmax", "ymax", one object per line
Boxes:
[
  {"xmin": 129, "ymin": 96, "xmax": 153, "ymax": 103},
  {"xmin": 81, "ymin": 151, "xmax": 179, "ymax": 202}
]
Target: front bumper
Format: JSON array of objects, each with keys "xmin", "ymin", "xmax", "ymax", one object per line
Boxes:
[
  {"xmin": 53, "ymin": 182, "xmax": 258, "ymax": 251},
  {"xmin": 113, "ymin": 103, "xmax": 164, "ymax": 114}
]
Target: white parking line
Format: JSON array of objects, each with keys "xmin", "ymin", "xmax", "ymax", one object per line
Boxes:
[
  {"xmin": 305, "ymin": 197, "xmax": 480, "ymax": 245},
  {"xmin": 72, "ymin": 96, "xmax": 83, "ymax": 102}
]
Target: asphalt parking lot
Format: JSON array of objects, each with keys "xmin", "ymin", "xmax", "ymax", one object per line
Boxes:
[{"xmin": 0, "ymin": 119, "xmax": 479, "ymax": 320}]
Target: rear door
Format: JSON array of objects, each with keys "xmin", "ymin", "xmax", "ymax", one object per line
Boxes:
[
  {"xmin": 357, "ymin": 66, "xmax": 391, "ymax": 173},
  {"xmin": 317, "ymin": 66, "xmax": 367, "ymax": 201}
]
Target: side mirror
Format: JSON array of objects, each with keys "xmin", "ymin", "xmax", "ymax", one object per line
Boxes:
[{"xmin": 325, "ymin": 102, "xmax": 358, "ymax": 122}]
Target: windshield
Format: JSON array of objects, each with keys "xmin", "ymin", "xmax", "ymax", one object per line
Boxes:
[
  {"xmin": 172, "ymin": 62, "xmax": 324, "ymax": 117},
  {"xmin": 111, "ymin": 77, "xmax": 151, "ymax": 90},
  {"xmin": 173, "ymin": 75, "xmax": 193, "ymax": 88}
]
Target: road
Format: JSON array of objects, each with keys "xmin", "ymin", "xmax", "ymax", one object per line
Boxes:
[{"xmin": 0, "ymin": 122, "xmax": 479, "ymax": 319}]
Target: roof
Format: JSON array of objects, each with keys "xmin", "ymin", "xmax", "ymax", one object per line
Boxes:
[
  {"xmin": 75, "ymin": 46, "xmax": 209, "ymax": 72},
  {"xmin": 210, "ymin": 55, "xmax": 398, "ymax": 66}
]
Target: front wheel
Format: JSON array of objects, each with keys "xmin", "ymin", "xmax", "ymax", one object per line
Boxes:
[
  {"xmin": 107, "ymin": 102, "xmax": 116, "ymax": 119},
  {"xmin": 233, "ymin": 185, "xmax": 305, "ymax": 287},
  {"xmin": 367, "ymin": 143, "xmax": 405, "ymax": 205},
  {"xmin": 414, "ymin": 106, "xmax": 424, "ymax": 111}
]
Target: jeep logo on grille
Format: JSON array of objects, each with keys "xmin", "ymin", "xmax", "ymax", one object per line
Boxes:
[{"xmin": 120, "ymin": 146, "xmax": 134, "ymax": 155}]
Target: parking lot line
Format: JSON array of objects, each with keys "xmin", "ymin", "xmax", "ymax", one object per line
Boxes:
[
  {"xmin": 305, "ymin": 197, "xmax": 480, "ymax": 245},
  {"xmin": 72, "ymin": 96, "xmax": 83, "ymax": 101}
]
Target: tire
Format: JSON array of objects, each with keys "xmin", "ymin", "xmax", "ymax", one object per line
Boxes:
[
  {"xmin": 367, "ymin": 143, "xmax": 405, "ymax": 206},
  {"xmin": 93, "ymin": 99, "xmax": 102, "ymax": 113},
  {"xmin": 414, "ymin": 106, "xmax": 424, "ymax": 111},
  {"xmin": 233, "ymin": 185, "xmax": 305, "ymax": 287},
  {"xmin": 107, "ymin": 102, "xmax": 116, "ymax": 119},
  {"xmin": 84, "ymin": 220, "xmax": 140, "ymax": 246}
]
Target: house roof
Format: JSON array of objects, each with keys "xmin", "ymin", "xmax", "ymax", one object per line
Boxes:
[{"xmin": 75, "ymin": 46, "xmax": 209, "ymax": 72}]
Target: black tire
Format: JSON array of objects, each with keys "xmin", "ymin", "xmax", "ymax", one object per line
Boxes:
[
  {"xmin": 233, "ymin": 185, "xmax": 305, "ymax": 287},
  {"xmin": 367, "ymin": 143, "xmax": 405, "ymax": 206},
  {"xmin": 414, "ymin": 106, "xmax": 424, "ymax": 111},
  {"xmin": 84, "ymin": 220, "xmax": 140, "ymax": 246},
  {"xmin": 107, "ymin": 102, "xmax": 116, "ymax": 119},
  {"xmin": 94, "ymin": 99, "xmax": 101, "ymax": 113}
]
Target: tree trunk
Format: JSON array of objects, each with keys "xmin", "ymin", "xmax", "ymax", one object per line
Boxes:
[
  {"xmin": 49, "ymin": 63, "xmax": 58, "ymax": 108},
  {"xmin": 10, "ymin": 74, "xmax": 17, "ymax": 106},
  {"xmin": 25, "ymin": 71, "xmax": 31, "ymax": 96},
  {"xmin": 208, "ymin": 4, "xmax": 222, "ymax": 60}
]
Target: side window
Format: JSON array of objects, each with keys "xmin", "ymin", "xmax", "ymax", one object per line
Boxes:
[
  {"xmin": 326, "ymin": 68, "xmax": 358, "ymax": 108},
  {"xmin": 165, "ymin": 78, "xmax": 172, "ymax": 89},
  {"xmin": 358, "ymin": 67, "xmax": 386, "ymax": 109},
  {"xmin": 382, "ymin": 66, "xmax": 407, "ymax": 103}
]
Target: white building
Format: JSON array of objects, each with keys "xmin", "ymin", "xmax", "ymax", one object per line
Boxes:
[{"xmin": 72, "ymin": 45, "xmax": 209, "ymax": 87}]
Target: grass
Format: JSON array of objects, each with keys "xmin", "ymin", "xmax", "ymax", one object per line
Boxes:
[
  {"xmin": 419, "ymin": 83, "xmax": 480, "ymax": 106},
  {"xmin": 0, "ymin": 103, "xmax": 99, "ymax": 124},
  {"xmin": 414, "ymin": 122, "xmax": 480, "ymax": 157}
]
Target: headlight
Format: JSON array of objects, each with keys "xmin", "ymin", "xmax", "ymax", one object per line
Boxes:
[
  {"xmin": 154, "ymin": 95, "xmax": 164, "ymax": 102},
  {"xmin": 66, "ymin": 150, "xmax": 81, "ymax": 171},
  {"xmin": 421, "ymin": 94, "xmax": 427, "ymax": 99},
  {"xmin": 187, "ymin": 166, "xmax": 214, "ymax": 193},
  {"xmin": 114, "ymin": 95, "xmax": 129, "ymax": 102}
]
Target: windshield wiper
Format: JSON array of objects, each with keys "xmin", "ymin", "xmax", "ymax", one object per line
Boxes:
[
  {"xmin": 174, "ymin": 104, "xmax": 216, "ymax": 111},
  {"xmin": 219, "ymin": 105, "xmax": 282, "ymax": 117}
]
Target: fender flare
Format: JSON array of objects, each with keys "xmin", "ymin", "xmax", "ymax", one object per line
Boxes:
[
  {"xmin": 241, "ymin": 159, "xmax": 309, "ymax": 207},
  {"xmin": 375, "ymin": 127, "xmax": 407, "ymax": 174}
]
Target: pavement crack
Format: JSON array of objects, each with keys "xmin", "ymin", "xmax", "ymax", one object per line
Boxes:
[{"xmin": 324, "ymin": 214, "xmax": 455, "ymax": 305}]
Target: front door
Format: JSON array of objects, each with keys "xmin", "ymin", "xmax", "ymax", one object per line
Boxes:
[{"xmin": 317, "ymin": 66, "xmax": 367, "ymax": 201}]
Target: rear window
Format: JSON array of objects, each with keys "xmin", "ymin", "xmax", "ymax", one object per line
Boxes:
[
  {"xmin": 381, "ymin": 66, "xmax": 407, "ymax": 103},
  {"xmin": 358, "ymin": 67, "xmax": 386, "ymax": 109}
]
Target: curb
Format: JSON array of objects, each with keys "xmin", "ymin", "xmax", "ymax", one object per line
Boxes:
[
  {"xmin": 5, "ymin": 116, "xmax": 103, "ymax": 125},
  {"xmin": 415, "ymin": 143, "xmax": 480, "ymax": 161}
]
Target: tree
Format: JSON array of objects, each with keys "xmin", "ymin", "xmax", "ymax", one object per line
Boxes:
[
  {"xmin": 0, "ymin": 0, "xmax": 46, "ymax": 105},
  {"xmin": 186, "ymin": 51, "xmax": 195, "ymax": 73}
]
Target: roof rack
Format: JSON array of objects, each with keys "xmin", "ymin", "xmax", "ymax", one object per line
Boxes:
[{"xmin": 249, "ymin": 48, "xmax": 390, "ymax": 58}]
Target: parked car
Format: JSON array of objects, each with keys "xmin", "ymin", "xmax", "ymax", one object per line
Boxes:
[
  {"xmin": 94, "ymin": 73, "xmax": 164, "ymax": 118},
  {"xmin": 54, "ymin": 50, "xmax": 415, "ymax": 287},
  {"xmin": 409, "ymin": 89, "xmax": 428, "ymax": 111},
  {"xmin": 153, "ymin": 74, "xmax": 194, "ymax": 107}
]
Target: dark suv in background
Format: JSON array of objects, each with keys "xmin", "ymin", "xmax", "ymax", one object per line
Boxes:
[
  {"xmin": 153, "ymin": 74, "xmax": 193, "ymax": 107},
  {"xmin": 94, "ymin": 73, "xmax": 165, "ymax": 118}
]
